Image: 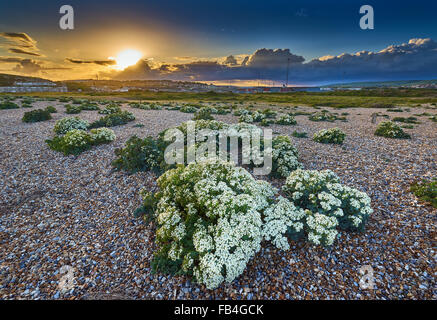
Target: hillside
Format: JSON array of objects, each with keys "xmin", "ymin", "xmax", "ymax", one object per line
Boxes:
[{"xmin": 0, "ymin": 73, "xmax": 53, "ymax": 86}]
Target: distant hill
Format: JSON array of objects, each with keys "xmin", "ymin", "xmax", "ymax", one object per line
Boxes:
[
  {"xmin": 322, "ymin": 80, "xmax": 437, "ymax": 88},
  {"xmin": 0, "ymin": 73, "xmax": 54, "ymax": 86}
]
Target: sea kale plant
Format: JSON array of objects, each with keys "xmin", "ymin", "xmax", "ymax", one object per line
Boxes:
[
  {"xmin": 65, "ymin": 104, "xmax": 82, "ymax": 114},
  {"xmin": 313, "ymin": 128, "xmax": 346, "ymax": 144},
  {"xmin": 46, "ymin": 128, "xmax": 116, "ymax": 155},
  {"xmin": 374, "ymin": 121, "xmax": 411, "ymax": 139},
  {"xmin": 54, "ymin": 117, "xmax": 89, "ymax": 135},
  {"xmin": 89, "ymin": 127, "xmax": 116, "ymax": 144},
  {"xmin": 275, "ymin": 114, "xmax": 297, "ymax": 125},
  {"xmin": 270, "ymin": 136, "xmax": 303, "ymax": 178},
  {"xmin": 22, "ymin": 109, "xmax": 52, "ymax": 123},
  {"xmin": 98, "ymin": 104, "xmax": 121, "ymax": 114},
  {"xmin": 280, "ymin": 169, "xmax": 373, "ymax": 246},
  {"xmin": 112, "ymin": 135, "xmax": 168, "ymax": 174},
  {"xmin": 148, "ymin": 160, "xmax": 276, "ymax": 289},
  {"xmin": 46, "ymin": 129, "xmax": 94, "ymax": 155},
  {"xmin": 89, "ymin": 111, "xmax": 135, "ymax": 128}
]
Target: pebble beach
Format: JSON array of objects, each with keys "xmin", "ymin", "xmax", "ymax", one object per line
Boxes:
[{"xmin": 0, "ymin": 101, "xmax": 436, "ymax": 300}]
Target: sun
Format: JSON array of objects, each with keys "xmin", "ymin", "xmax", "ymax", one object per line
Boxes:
[{"xmin": 110, "ymin": 49, "xmax": 142, "ymax": 70}]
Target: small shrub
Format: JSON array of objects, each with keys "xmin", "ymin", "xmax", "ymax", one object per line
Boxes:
[
  {"xmin": 54, "ymin": 117, "xmax": 89, "ymax": 135},
  {"xmin": 270, "ymin": 136, "xmax": 303, "ymax": 178},
  {"xmin": 46, "ymin": 128, "xmax": 116, "ymax": 155},
  {"xmin": 308, "ymin": 111, "xmax": 337, "ymax": 122},
  {"xmin": 65, "ymin": 104, "xmax": 82, "ymax": 114},
  {"xmin": 46, "ymin": 129, "xmax": 93, "ymax": 155},
  {"xmin": 276, "ymin": 114, "xmax": 297, "ymax": 125},
  {"xmin": 0, "ymin": 101, "xmax": 19, "ymax": 109},
  {"xmin": 98, "ymin": 104, "xmax": 121, "ymax": 114},
  {"xmin": 374, "ymin": 121, "xmax": 411, "ymax": 139},
  {"xmin": 180, "ymin": 105, "xmax": 198, "ymax": 113},
  {"xmin": 90, "ymin": 128, "xmax": 116, "ymax": 144},
  {"xmin": 112, "ymin": 135, "xmax": 168, "ymax": 174},
  {"xmin": 22, "ymin": 109, "xmax": 52, "ymax": 123},
  {"xmin": 260, "ymin": 118, "xmax": 273, "ymax": 126},
  {"xmin": 262, "ymin": 109, "xmax": 277, "ymax": 118},
  {"xmin": 45, "ymin": 106, "xmax": 57, "ymax": 113},
  {"xmin": 80, "ymin": 103, "xmax": 100, "ymax": 111},
  {"xmin": 252, "ymin": 111, "xmax": 266, "ymax": 122},
  {"xmin": 313, "ymin": 128, "xmax": 346, "ymax": 144},
  {"xmin": 392, "ymin": 116, "xmax": 419, "ymax": 124},
  {"xmin": 90, "ymin": 111, "xmax": 135, "ymax": 128},
  {"xmin": 193, "ymin": 108, "xmax": 214, "ymax": 120},
  {"xmin": 292, "ymin": 131, "xmax": 308, "ymax": 138},
  {"xmin": 239, "ymin": 113, "xmax": 254, "ymax": 123},
  {"xmin": 280, "ymin": 169, "xmax": 373, "ymax": 246},
  {"xmin": 410, "ymin": 179, "xmax": 437, "ymax": 208}
]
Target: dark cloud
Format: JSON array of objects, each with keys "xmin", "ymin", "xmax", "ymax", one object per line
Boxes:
[
  {"xmin": 104, "ymin": 38, "xmax": 437, "ymax": 85},
  {"xmin": 0, "ymin": 32, "xmax": 42, "ymax": 58},
  {"xmin": 0, "ymin": 56, "xmax": 27, "ymax": 63},
  {"xmin": 12, "ymin": 59, "xmax": 43, "ymax": 74},
  {"xmin": 66, "ymin": 58, "xmax": 116, "ymax": 66},
  {"xmin": 244, "ymin": 48, "xmax": 305, "ymax": 68},
  {"xmin": 224, "ymin": 55, "xmax": 238, "ymax": 66},
  {"xmin": 8, "ymin": 47, "xmax": 41, "ymax": 56},
  {"xmin": 0, "ymin": 32, "xmax": 36, "ymax": 46}
]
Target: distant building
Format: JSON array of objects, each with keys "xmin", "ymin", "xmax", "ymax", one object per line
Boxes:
[{"xmin": 0, "ymin": 80, "xmax": 67, "ymax": 93}]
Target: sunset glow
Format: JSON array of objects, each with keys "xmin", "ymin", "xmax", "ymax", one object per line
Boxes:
[{"xmin": 110, "ymin": 49, "xmax": 142, "ymax": 70}]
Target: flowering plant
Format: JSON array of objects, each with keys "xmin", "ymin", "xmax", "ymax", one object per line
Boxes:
[
  {"xmin": 313, "ymin": 127, "xmax": 346, "ymax": 144},
  {"xmin": 149, "ymin": 159, "xmax": 276, "ymax": 289},
  {"xmin": 279, "ymin": 169, "xmax": 373, "ymax": 246},
  {"xmin": 275, "ymin": 114, "xmax": 297, "ymax": 125},
  {"xmin": 90, "ymin": 127, "xmax": 116, "ymax": 144},
  {"xmin": 54, "ymin": 117, "xmax": 89, "ymax": 135},
  {"xmin": 374, "ymin": 121, "xmax": 411, "ymax": 139},
  {"xmin": 270, "ymin": 135, "xmax": 302, "ymax": 178}
]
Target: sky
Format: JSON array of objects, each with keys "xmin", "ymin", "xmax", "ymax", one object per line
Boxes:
[{"xmin": 0, "ymin": 0, "xmax": 436, "ymax": 85}]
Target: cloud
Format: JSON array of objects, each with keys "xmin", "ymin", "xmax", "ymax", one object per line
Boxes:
[
  {"xmin": 8, "ymin": 47, "xmax": 42, "ymax": 56},
  {"xmin": 105, "ymin": 38, "xmax": 437, "ymax": 85},
  {"xmin": 65, "ymin": 58, "xmax": 116, "ymax": 66},
  {"xmin": 244, "ymin": 48, "xmax": 305, "ymax": 68},
  {"xmin": 0, "ymin": 32, "xmax": 36, "ymax": 46},
  {"xmin": 0, "ymin": 32, "xmax": 41, "ymax": 57},
  {"xmin": 223, "ymin": 55, "xmax": 238, "ymax": 66},
  {"xmin": 12, "ymin": 59, "xmax": 43, "ymax": 74},
  {"xmin": 0, "ymin": 56, "xmax": 70, "ymax": 74}
]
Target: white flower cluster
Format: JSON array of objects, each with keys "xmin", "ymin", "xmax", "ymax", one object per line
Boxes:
[
  {"xmin": 275, "ymin": 114, "xmax": 297, "ymax": 125},
  {"xmin": 152, "ymin": 159, "xmax": 276, "ymax": 289},
  {"xmin": 54, "ymin": 117, "xmax": 89, "ymax": 135},
  {"xmin": 313, "ymin": 127, "xmax": 346, "ymax": 144},
  {"xmin": 374, "ymin": 121, "xmax": 410, "ymax": 139},
  {"xmin": 271, "ymin": 136, "xmax": 303, "ymax": 178},
  {"xmin": 90, "ymin": 127, "xmax": 116, "ymax": 143},
  {"xmin": 262, "ymin": 196, "xmax": 305, "ymax": 250},
  {"xmin": 239, "ymin": 113, "xmax": 254, "ymax": 123},
  {"xmin": 278, "ymin": 169, "xmax": 373, "ymax": 246},
  {"xmin": 63, "ymin": 129, "xmax": 91, "ymax": 147},
  {"xmin": 165, "ymin": 120, "xmax": 301, "ymax": 178}
]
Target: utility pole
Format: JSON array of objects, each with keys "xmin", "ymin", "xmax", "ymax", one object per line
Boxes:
[{"xmin": 285, "ymin": 58, "xmax": 290, "ymax": 87}]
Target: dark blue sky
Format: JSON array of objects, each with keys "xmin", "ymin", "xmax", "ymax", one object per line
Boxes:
[
  {"xmin": 0, "ymin": 0, "xmax": 436, "ymax": 83},
  {"xmin": 1, "ymin": 0, "xmax": 436, "ymax": 59}
]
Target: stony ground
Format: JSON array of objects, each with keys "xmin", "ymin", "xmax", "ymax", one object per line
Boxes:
[{"xmin": 0, "ymin": 100, "xmax": 436, "ymax": 300}]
